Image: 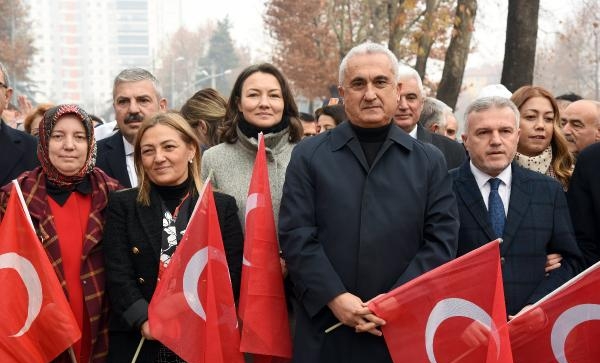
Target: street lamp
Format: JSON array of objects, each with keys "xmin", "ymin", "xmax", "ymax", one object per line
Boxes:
[
  {"xmin": 195, "ymin": 69, "xmax": 232, "ymax": 89},
  {"xmin": 170, "ymin": 56, "xmax": 185, "ymax": 107}
]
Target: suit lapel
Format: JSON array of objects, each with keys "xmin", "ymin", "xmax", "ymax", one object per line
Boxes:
[
  {"xmin": 416, "ymin": 125, "xmax": 433, "ymax": 143},
  {"xmin": 455, "ymin": 163, "xmax": 496, "ymax": 242},
  {"xmin": 106, "ymin": 134, "xmax": 131, "ymax": 188},
  {"xmin": 137, "ymin": 188, "xmax": 164, "ymax": 260},
  {"xmin": 501, "ymin": 165, "xmax": 531, "ymax": 255}
]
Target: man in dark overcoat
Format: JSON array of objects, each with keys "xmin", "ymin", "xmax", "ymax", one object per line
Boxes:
[{"xmin": 279, "ymin": 42, "xmax": 460, "ymax": 363}]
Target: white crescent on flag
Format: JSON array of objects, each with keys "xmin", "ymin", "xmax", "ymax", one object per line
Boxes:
[
  {"xmin": 425, "ymin": 297, "xmax": 500, "ymax": 363},
  {"xmin": 243, "ymin": 192, "xmax": 263, "ymax": 267},
  {"xmin": 182, "ymin": 247, "xmax": 208, "ymax": 321},
  {"xmin": 0, "ymin": 252, "xmax": 43, "ymax": 337},
  {"xmin": 551, "ymin": 303, "xmax": 600, "ymax": 363}
]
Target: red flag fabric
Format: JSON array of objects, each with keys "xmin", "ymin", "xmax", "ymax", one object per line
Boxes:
[
  {"xmin": 148, "ymin": 182, "xmax": 244, "ymax": 363},
  {"xmin": 0, "ymin": 181, "xmax": 81, "ymax": 363},
  {"xmin": 368, "ymin": 241, "xmax": 513, "ymax": 363},
  {"xmin": 238, "ymin": 132, "xmax": 292, "ymax": 361},
  {"xmin": 509, "ymin": 261, "xmax": 600, "ymax": 363}
]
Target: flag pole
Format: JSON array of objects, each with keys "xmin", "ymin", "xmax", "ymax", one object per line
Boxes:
[
  {"xmin": 11, "ymin": 179, "xmax": 34, "ymax": 230},
  {"xmin": 67, "ymin": 347, "xmax": 77, "ymax": 363},
  {"xmin": 131, "ymin": 337, "xmax": 145, "ymax": 363}
]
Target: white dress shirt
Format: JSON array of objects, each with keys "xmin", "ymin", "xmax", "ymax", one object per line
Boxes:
[
  {"xmin": 123, "ymin": 137, "xmax": 138, "ymax": 187},
  {"xmin": 470, "ymin": 161, "xmax": 511, "ymax": 216}
]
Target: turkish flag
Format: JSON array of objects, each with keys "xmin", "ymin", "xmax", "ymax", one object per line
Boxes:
[
  {"xmin": 509, "ymin": 261, "xmax": 600, "ymax": 363},
  {"xmin": 368, "ymin": 240, "xmax": 513, "ymax": 363},
  {"xmin": 148, "ymin": 181, "xmax": 244, "ymax": 363},
  {"xmin": 0, "ymin": 181, "xmax": 81, "ymax": 363},
  {"xmin": 238, "ymin": 132, "xmax": 292, "ymax": 362}
]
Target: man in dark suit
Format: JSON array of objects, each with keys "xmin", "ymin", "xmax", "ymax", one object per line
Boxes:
[
  {"xmin": 96, "ymin": 68, "xmax": 167, "ymax": 187},
  {"xmin": 451, "ymin": 96, "xmax": 581, "ymax": 317},
  {"xmin": 393, "ymin": 64, "xmax": 466, "ymax": 169},
  {"xmin": 568, "ymin": 142, "xmax": 600, "ymax": 268},
  {"xmin": 0, "ymin": 62, "xmax": 38, "ymax": 187},
  {"xmin": 279, "ymin": 42, "xmax": 459, "ymax": 363}
]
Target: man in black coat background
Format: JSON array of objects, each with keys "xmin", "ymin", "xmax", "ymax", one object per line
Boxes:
[
  {"xmin": 0, "ymin": 61, "xmax": 38, "ymax": 187},
  {"xmin": 393, "ymin": 63, "xmax": 466, "ymax": 169},
  {"xmin": 568, "ymin": 141, "xmax": 600, "ymax": 268}
]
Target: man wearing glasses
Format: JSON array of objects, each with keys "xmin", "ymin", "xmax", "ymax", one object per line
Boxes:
[{"xmin": 0, "ymin": 61, "xmax": 38, "ymax": 187}]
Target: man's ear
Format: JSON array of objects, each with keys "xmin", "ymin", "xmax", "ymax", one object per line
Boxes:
[{"xmin": 159, "ymin": 98, "xmax": 167, "ymax": 111}]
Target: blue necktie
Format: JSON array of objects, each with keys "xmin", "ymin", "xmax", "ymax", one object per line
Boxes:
[{"xmin": 488, "ymin": 178, "xmax": 506, "ymax": 238}]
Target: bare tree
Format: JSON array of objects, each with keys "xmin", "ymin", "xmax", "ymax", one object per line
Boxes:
[
  {"xmin": 436, "ymin": 0, "xmax": 477, "ymax": 109},
  {"xmin": 534, "ymin": 1, "xmax": 600, "ymax": 99},
  {"xmin": 500, "ymin": 0, "xmax": 540, "ymax": 92},
  {"xmin": 0, "ymin": 0, "xmax": 35, "ymax": 83},
  {"xmin": 265, "ymin": 0, "xmax": 459, "ymax": 100}
]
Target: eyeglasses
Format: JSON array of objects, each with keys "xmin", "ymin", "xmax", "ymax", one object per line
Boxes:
[{"xmin": 0, "ymin": 81, "xmax": 7, "ymax": 89}]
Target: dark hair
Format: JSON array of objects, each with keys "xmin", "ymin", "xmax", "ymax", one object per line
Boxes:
[
  {"xmin": 89, "ymin": 114, "xmax": 104, "ymax": 126},
  {"xmin": 180, "ymin": 88, "xmax": 227, "ymax": 147},
  {"xmin": 221, "ymin": 63, "xmax": 302, "ymax": 144},
  {"xmin": 555, "ymin": 92, "xmax": 583, "ymax": 102},
  {"xmin": 299, "ymin": 112, "xmax": 315, "ymax": 122},
  {"xmin": 316, "ymin": 104, "xmax": 347, "ymax": 125}
]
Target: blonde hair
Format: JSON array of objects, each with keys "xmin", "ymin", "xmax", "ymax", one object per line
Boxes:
[
  {"xmin": 134, "ymin": 112, "xmax": 202, "ymax": 206},
  {"xmin": 511, "ymin": 85, "xmax": 574, "ymax": 188}
]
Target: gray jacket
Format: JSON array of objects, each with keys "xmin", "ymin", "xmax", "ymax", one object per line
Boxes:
[{"xmin": 200, "ymin": 127, "xmax": 296, "ymax": 230}]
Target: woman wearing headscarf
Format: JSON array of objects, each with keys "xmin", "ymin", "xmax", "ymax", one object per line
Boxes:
[
  {"xmin": 0, "ymin": 104, "xmax": 121, "ymax": 363},
  {"xmin": 103, "ymin": 112, "xmax": 243, "ymax": 363}
]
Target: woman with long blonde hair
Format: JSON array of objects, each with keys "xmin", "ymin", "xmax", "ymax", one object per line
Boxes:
[{"xmin": 511, "ymin": 85, "xmax": 574, "ymax": 190}]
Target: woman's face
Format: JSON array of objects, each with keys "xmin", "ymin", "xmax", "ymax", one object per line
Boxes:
[
  {"xmin": 317, "ymin": 114, "xmax": 337, "ymax": 133},
  {"xmin": 48, "ymin": 115, "xmax": 88, "ymax": 176},
  {"xmin": 518, "ymin": 96, "xmax": 555, "ymax": 157},
  {"xmin": 140, "ymin": 124, "xmax": 196, "ymax": 186},
  {"xmin": 237, "ymin": 72, "xmax": 284, "ymax": 128}
]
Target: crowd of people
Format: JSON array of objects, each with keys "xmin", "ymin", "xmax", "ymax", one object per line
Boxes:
[{"xmin": 1, "ymin": 39, "xmax": 599, "ymax": 363}]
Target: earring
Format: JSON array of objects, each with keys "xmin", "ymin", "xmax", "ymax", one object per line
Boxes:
[{"xmin": 188, "ymin": 159, "xmax": 193, "ymax": 164}]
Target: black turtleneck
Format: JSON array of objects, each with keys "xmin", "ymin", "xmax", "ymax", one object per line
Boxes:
[
  {"xmin": 237, "ymin": 115, "xmax": 290, "ymax": 140},
  {"xmin": 152, "ymin": 179, "xmax": 191, "ymax": 214},
  {"xmin": 350, "ymin": 122, "xmax": 392, "ymax": 167}
]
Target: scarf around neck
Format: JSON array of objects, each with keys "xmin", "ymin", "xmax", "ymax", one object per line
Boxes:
[{"xmin": 514, "ymin": 146, "xmax": 553, "ymax": 175}]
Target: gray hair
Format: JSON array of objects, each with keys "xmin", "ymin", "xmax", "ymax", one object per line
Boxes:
[
  {"xmin": 464, "ymin": 96, "xmax": 520, "ymax": 133},
  {"xmin": 397, "ymin": 63, "xmax": 425, "ymax": 97},
  {"xmin": 420, "ymin": 97, "xmax": 451, "ymax": 129},
  {"xmin": 113, "ymin": 68, "xmax": 162, "ymax": 99},
  {"xmin": 0, "ymin": 61, "xmax": 10, "ymax": 87},
  {"xmin": 338, "ymin": 42, "xmax": 400, "ymax": 85}
]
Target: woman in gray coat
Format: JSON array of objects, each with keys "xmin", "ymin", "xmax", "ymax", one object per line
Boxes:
[{"xmin": 200, "ymin": 63, "xmax": 303, "ymax": 230}]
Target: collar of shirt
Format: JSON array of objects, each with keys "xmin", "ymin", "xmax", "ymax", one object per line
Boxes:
[
  {"xmin": 122, "ymin": 136, "xmax": 134, "ymax": 156},
  {"xmin": 408, "ymin": 124, "xmax": 418, "ymax": 139},
  {"xmin": 470, "ymin": 161, "xmax": 512, "ymax": 214},
  {"xmin": 122, "ymin": 136, "xmax": 138, "ymax": 187}
]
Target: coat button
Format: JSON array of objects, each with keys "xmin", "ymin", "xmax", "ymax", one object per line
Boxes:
[
  {"xmin": 132, "ymin": 247, "xmax": 140, "ymax": 254},
  {"xmin": 138, "ymin": 277, "xmax": 145, "ymax": 284},
  {"xmin": 500, "ymin": 257, "xmax": 505, "ymax": 265}
]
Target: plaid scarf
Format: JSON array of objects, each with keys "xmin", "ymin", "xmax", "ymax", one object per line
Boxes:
[
  {"xmin": 0, "ymin": 167, "xmax": 121, "ymax": 363},
  {"xmin": 37, "ymin": 104, "xmax": 97, "ymax": 189}
]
